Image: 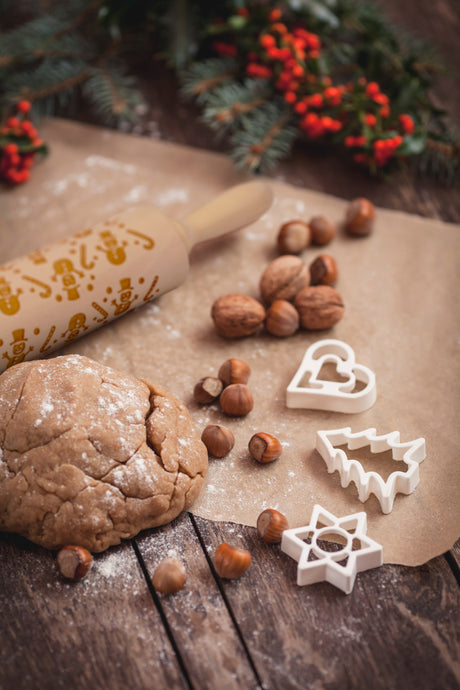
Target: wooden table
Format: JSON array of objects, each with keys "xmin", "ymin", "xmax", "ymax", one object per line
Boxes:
[{"xmin": 1, "ymin": 2, "xmax": 459, "ymax": 688}]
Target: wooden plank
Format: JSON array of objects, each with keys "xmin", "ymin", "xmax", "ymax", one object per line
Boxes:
[
  {"xmin": 135, "ymin": 513, "xmax": 261, "ymax": 690},
  {"xmin": 0, "ymin": 533, "xmax": 189, "ymax": 690},
  {"xmin": 194, "ymin": 517, "xmax": 460, "ymax": 690}
]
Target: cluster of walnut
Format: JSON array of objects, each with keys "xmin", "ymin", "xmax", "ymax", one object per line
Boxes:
[{"xmin": 211, "ymin": 198, "xmax": 374, "ymax": 339}]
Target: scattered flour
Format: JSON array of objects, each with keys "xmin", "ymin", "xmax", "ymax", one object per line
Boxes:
[{"xmin": 153, "ymin": 188, "xmax": 189, "ymax": 206}]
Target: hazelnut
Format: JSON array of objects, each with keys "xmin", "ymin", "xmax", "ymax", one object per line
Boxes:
[
  {"xmin": 201, "ymin": 424, "xmax": 235, "ymax": 458},
  {"xmin": 152, "ymin": 557, "xmax": 187, "ymax": 594},
  {"xmin": 294, "ymin": 285, "xmax": 344, "ymax": 330},
  {"xmin": 220, "ymin": 383, "xmax": 254, "ymax": 416},
  {"xmin": 218, "ymin": 358, "xmax": 251, "ymax": 386},
  {"xmin": 309, "ymin": 216, "xmax": 337, "ymax": 245},
  {"xmin": 344, "ymin": 197, "xmax": 375, "ymax": 236},
  {"xmin": 248, "ymin": 432, "xmax": 283, "ymax": 464},
  {"xmin": 56, "ymin": 545, "xmax": 93, "ymax": 581},
  {"xmin": 259, "ymin": 255, "xmax": 310, "ymax": 305},
  {"xmin": 277, "ymin": 220, "xmax": 312, "ymax": 254},
  {"xmin": 211, "ymin": 294, "xmax": 266, "ymax": 338},
  {"xmin": 257, "ymin": 508, "xmax": 289, "ymax": 543},
  {"xmin": 309, "ymin": 254, "xmax": 338, "ymax": 286},
  {"xmin": 214, "ymin": 543, "xmax": 251, "ymax": 579},
  {"xmin": 265, "ymin": 299, "xmax": 299, "ymax": 337},
  {"xmin": 193, "ymin": 376, "xmax": 223, "ymax": 404}
]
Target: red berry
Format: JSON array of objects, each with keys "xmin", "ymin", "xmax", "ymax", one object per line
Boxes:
[
  {"xmin": 284, "ymin": 91, "xmax": 297, "ymax": 104},
  {"xmin": 305, "ymin": 33, "xmax": 321, "ymax": 51},
  {"xmin": 329, "ymin": 119, "xmax": 342, "ymax": 132},
  {"xmin": 366, "ymin": 82, "xmax": 380, "ymax": 96},
  {"xmin": 269, "ymin": 8, "xmax": 282, "ymax": 22},
  {"xmin": 292, "ymin": 64, "xmax": 304, "ymax": 78},
  {"xmin": 308, "ymin": 93, "xmax": 323, "ymax": 109},
  {"xmin": 399, "ymin": 114, "xmax": 415, "ymax": 135},
  {"xmin": 304, "ymin": 113, "xmax": 319, "ymax": 125},
  {"xmin": 373, "ymin": 93, "xmax": 389, "ymax": 105},
  {"xmin": 294, "ymin": 100, "xmax": 308, "ymax": 114},
  {"xmin": 260, "ymin": 34, "xmax": 276, "ymax": 49},
  {"xmin": 324, "ymin": 87, "xmax": 341, "ymax": 105},
  {"xmin": 17, "ymin": 100, "xmax": 31, "ymax": 113},
  {"xmin": 271, "ymin": 22, "xmax": 287, "ymax": 35},
  {"xmin": 3, "ymin": 143, "xmax": 18, "ymax": 155}
]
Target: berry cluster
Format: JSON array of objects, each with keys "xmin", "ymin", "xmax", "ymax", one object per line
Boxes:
[
  {"xmin": 213, "ymin": 6, "xmax": 418, "ymax": 172},
  {"xmin": 0, "ymin": 101, "xmax": 46, "ymax": 185}
]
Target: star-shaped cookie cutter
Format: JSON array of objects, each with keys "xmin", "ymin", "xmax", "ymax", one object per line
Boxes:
[
  {"xmin": 281, "ymin": 504, "xmax": 383, "ymax": 594},
  {"xmin": 286, "ymin": 339, "xmax": 376, "ymax": 413},
  {"xmin": 315, "ymin": 427, "xmax": 426, "ymax": 513}
]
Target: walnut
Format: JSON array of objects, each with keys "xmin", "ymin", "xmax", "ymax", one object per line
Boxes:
[
  {"xmin": 211, "ymin": 294, "xmax": 266, "ymax": 338},
  {"xmin": 294, "ymin": 285, "xmax": 344, "ymax": 330},
  {"xmin": 259, "ymin": 255, "xmax": 310, "ymax": 305}
]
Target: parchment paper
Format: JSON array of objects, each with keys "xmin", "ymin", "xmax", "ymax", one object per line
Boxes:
[{"xmin": 2, "ymin": 118, "xmax": 459, "ymax": 566}]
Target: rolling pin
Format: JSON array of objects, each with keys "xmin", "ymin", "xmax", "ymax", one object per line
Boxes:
[{"xmin": 0, "ymin": 181, "xmax": 272, "ymax": 373}]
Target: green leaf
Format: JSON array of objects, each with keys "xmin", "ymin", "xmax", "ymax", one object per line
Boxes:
[
  {"xmin": 227, "ymin": 15, "xmax": 247, "ymax": 31},
  {"xmin": 397, "ymin": 133, "xmax": 426, "ymax": 156},
  {"xmin": 288, "ymin": 0, "xmax": 340, "ymax": 28}
]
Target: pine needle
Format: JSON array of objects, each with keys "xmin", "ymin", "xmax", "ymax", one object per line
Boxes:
[
  {"xmin": 181, "ymin": 58, "xmax": 237, "ymax": 102},
  {"xmin": 230, "ymin": 101, "xmax": 297, "ymax": 173}
]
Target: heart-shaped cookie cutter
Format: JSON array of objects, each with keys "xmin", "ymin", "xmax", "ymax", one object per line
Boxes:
[
  {"xmin": 286, "ymin": 339, "xmax": 376, "ymax": 413},
  {"xmin": 315, "ymin": 427, "xmax": 426, "ymax": 513},
  {"xmin": 281, "ymin": 504, "xmax": 383, "ymax": 594}
]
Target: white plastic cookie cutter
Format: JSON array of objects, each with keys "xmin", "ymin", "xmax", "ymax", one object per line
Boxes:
[
  {"xmin": 281, "ymin": 504, "xmax": 383, "ymax": 594},
  {"xmin": 286, "ymin": 339, "xmax": 376, "ymax": 413},
  {"xmin": 315, "ymin": 427, "xmax": 426, "ymax": 514}
]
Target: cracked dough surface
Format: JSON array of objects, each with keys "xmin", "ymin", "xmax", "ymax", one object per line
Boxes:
[{"xmin": 0, "ymin": 354, "xmax": 208, "ymax": 552}]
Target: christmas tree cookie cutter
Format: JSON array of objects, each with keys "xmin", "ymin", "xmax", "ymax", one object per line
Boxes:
[
  {"xmin": 286, "ymin": 339, "xmax": 376, "ymax": 413},
  {"xmin": 281, "ymin": 504, "xmax": 383, "ymax": 594},
  {"xmin": 315, "ymin": 427, "xmax": 426, "ymax": 513}
]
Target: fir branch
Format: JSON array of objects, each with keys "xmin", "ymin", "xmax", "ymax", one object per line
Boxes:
[
  {"xmin": 4, "ymin": 57, "xmax": 91, "ymax": 105},
  {"xmin": 4, "ymin": 36, "xmax": 121, "ymax": 107},
  {"xmin": 201, "ymin": 78, "xmax": 270, "ymax": 131},
  {"xmin": 213, "ymin": 94, "xmax": 266, "ymax": 123},
  {"xmin": 414, "ymin": 135, "xmax": 460, "ymax": 186},
  {"xmin": 181, "ymin": 57, "xmax": 237, "ymax": 102},
  {"xmin": 82, "ymin": 65, "xmax": 142, "ymax": 122},
  {"xmin": 0, "ymin": 48, "xmax": 89, "ymax": 69},
  {"xmin": 51, "ymin": 0, "xmax": 103, "ymax": 40},
  {"xmin": 230, "ymin": 101, "xmax": 297, "ymax": 173},
  {"xmin": 19, "ymin": 67, "xmax": 90, "ymax": 104},
  {"xmin": 0, "ymin": 14, "xmax": 64, "ymax": 56}
]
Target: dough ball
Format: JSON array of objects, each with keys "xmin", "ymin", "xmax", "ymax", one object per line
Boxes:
[{"xmin": 0, "ymin": 354, "xmax": 208, "ymax": 552}]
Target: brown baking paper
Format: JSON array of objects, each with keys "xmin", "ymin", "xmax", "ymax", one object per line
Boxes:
[{"xmin": 2, "ymin": 118, "xmax": 459, "ymax": 566}]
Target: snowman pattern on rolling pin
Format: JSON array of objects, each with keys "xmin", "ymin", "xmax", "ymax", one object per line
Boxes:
[{"xmin": 0, "ymin": 216, "xmax": 161, "ymax": 370}]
